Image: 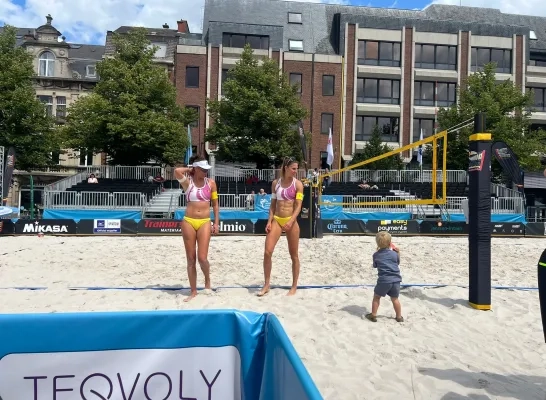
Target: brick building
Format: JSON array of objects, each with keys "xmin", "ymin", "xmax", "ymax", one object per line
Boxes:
[{"xmin": 174, "ymin": 0, "xmax": 546, "ymax": 170}]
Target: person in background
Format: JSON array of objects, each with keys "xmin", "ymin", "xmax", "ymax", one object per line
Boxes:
[
  {"xmin": 87, "ymin": 174, "xmax": 98, "ymax": 184},
  {"xmin": 246, "ymin": 190, "xmax": 255, "ymax": 210},
  {"xmin": 174, "ymin": 155, "xmax": 219, "ymax": 302}
]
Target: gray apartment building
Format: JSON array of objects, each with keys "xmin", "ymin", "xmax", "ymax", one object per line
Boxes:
[{"xmin": 172, "ymin": 0, "xmax": 546, "ymax": 169}]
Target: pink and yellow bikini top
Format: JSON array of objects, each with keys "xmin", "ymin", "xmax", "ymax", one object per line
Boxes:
[
  {"xmin": 273, "ymin": 178, "xmax": 303, "ymax": 201},
  {"xmin": 185, "ymin": 177, "xmax": 213, "ymax": 202}
]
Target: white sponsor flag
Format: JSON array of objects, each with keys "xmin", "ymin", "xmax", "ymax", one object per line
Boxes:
[{"xmin": 327, "ymin": 127, "xmax": 334, "ymax": 167}]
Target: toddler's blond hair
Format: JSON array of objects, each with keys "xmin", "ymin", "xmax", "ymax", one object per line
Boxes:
[{"xmin": 375, "ymin": 231, "xmax": 392, "ymax": 250}]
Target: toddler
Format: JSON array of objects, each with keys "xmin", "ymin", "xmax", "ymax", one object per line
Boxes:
[{"xmin": 365, "ymin": 231, "xmax": 404, "ymax": 323}]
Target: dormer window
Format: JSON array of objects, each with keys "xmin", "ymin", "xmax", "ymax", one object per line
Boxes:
[
  {"xmin": 86, "ymin": 65, "xmax": 96, "ymax": 77},
  {"xmin": 288, "ymin": 12, "xmax": 302, "ymax": 24},
  {"xmin": 39, "ymin": 51, "xmax": 55, "ymax": 77},
  {"xmin": 149, "ymin": 43, "xmax": 167, "ymax": 58},
  {"xmin": 530, "ymin": 30, "xmax": 538, "ymax": 40}
]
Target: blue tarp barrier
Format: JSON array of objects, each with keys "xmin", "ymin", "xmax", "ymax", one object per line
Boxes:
[
  {"xmin": 43, "ymin": 209, "xmax": 142, "ymax": 221},
  {"xmin": 446, "ymin": 213, "xmax": 526, "ymax": 223},
  {"xmin": 0, "ymin": 309, "xmax": 322, "ymax": 400}
]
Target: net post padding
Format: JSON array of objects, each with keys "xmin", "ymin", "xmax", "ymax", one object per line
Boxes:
[{"xmin": 317, "ymin": 130, "xmax": 448, "ymax": 207}]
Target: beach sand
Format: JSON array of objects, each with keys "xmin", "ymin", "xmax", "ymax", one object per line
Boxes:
[{"xmin": 1, "ymin": 235, "xmax": 546, "ymax": 399}]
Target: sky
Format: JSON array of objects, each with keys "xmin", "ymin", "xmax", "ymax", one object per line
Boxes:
[{"xmin": 0, "ymin": 0, "xmax": 544, "ymax": 45}]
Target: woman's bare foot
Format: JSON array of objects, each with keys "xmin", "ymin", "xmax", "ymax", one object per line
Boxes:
[
  {"xmin": 287, "ymin": 287, "xmax": 297, "ymax": 296},
  {"xmin": 257, "ymin": 286, "xmax": 270, "ymax": 297},
  {"xmin": 184, "ymin": 291, "xmax": 198, "ymax": 302}
]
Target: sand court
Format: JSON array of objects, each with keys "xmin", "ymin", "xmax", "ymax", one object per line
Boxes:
[{"xmin": 1, "ymin": 235, "xmax": 546, "ymax": 399}]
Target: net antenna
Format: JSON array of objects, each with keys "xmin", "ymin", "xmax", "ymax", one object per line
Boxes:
[{"xmin": 318, "ymin": 118, "xmax": 475, "ymax": 207}]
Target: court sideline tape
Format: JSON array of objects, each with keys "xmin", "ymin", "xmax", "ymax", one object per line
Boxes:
[{"xmin": 0, "ymin": 284, "xmax": 539, "ymax": 291}]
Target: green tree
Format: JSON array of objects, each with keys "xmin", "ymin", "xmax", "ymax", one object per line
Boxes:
[
  {"xmin": 205, "ymin": 45, "xmax": 308, "ymax": 168},
  {"xmin": 0, "ymin": 25, "xmax": 60, "ymax": 170},
  {"xmin": 431, "ymin": 62, "xmax": 546, "ymax": 174},
  {"xmin": 349, "ymin": 125, "xmax": 404, "ymax": 170},
  {"xmin": 63, "ymin": 28, "xmax": 196, "ymax": 165}
]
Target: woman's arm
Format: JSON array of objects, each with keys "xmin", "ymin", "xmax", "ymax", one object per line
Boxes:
[
  {"xmin": 289, "ymin": 180, "xmax": 305, "ymax": 223},
  {"xmin": 210, "ymin": 180, "xmax": 220, "ymax": 229},
  {"xmin": 268, "ymin": 180, "xmax": 277, "ymax": 223},
  {"xmin": 174, "ymin": 167, "xmax": 191, "ymax": 190}
]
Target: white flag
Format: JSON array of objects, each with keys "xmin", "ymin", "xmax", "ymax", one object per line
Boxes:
[
  {"xmin": 326, "ymin": 128, "xmax": 334, "ymax": 167},
  {"xmin": 417, "ymin": 128, "xmax": 423, "ymax": 166}
]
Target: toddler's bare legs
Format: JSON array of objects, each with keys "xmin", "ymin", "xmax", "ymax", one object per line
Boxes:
[
  {"xmin": 371, "ymin": 295, "xmax": 381, "ymax": 316},
  {"xmin": 391, "ymin": 297, "xmax": 402, "ymax": 319}
]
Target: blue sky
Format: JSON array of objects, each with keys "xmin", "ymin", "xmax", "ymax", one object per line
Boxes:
[{"xmin": 0, "ymin": 0, "xmax": 539, "ymax": 45}]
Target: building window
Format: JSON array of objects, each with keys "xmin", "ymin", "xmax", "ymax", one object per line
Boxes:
[
  {"xmin": 527, "ymin": 87, "xmax": 546, "ymax": 111},
  {"xmin": 86, "ymin": 65, "xmax": 96, "ymax": 78},
  {"xmin": 530, "ymin": 59, "xmax": 546, "ymax": 67},
  {"xmin": 289, "ymin": 73, "xmax": 302, "ymax": 94},
  {"xmin": 39, "ymin": 51, "xmax": 55, "ymax": 77},
  {"xmin": 471, "ymin": 47, "xmax": 512, "ymax": 73},
  {"xmin": 322, "ymin": 75, "xmax": 335, "ymax": 96},
  {"xmin": 355, "ymin": 116, "xmax": 399, "ymax": 142},
  {"xmin": 413, "ymin": 118, "xmax": 435, "ymax": 141},
  {"xmin": 38, "ymin": 95, "xmax": 53, "ymax": 116},
  {"xmin": 414, "ymin": 81, "xmax": 456, "ymax": 107},
  {"xmin": 149, "ymin": 42, "xmax": 167, "ymax": 58},
  {"xmin": 221, "ymin": 68, "xmax": 229, "ymax": 94},
  {"xmin": 56, "ymin": 96, "xmax": 66, "ymax": 122},
  {"xmin": 186, "ymin": 106, "xmax": 200, "ymax": 128},
  {"xmin": 79, "ymin": 149, "xmax": 94, "ymax": 166},
  {"xmin": 530, "ymin": 30, "xmax": 538, "ymax": 40},
  {"xmin": 222, "ymin": 33, "xmax": 269, "ymax": 50},
  {"xmin": 288, "ymin": 40, "xmax": 304, "ymax": 52},
  {"xmin": 357, "ymin": 40, "xmax": 401, "ymax": 67},
  {"xmin": 288, "ymin": 12, "xmax": 302, "ymax": 24},
  {"xmin": 186, "ymin": 66, "xmax": 199, "ymax": 88},
  {"xmin": 320, "ymin": 151, "xmax": 329, "ymax": 169},
  {"xmin": 321, "ymin": 113, "xmax": 333, "ymax": 134},
  {"xmin": 51, "ymin": 150, "xmax": 61, "ymax": 165},
  {"xmin": 356, "ymin": 78, "xmax": 400, "ymax": 104},
  {"xmin": 414, "ymin": 44, "xmax": 457, "ymax": 70}
]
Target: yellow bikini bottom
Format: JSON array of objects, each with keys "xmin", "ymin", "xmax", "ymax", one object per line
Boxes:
[
  {"xmin": 183, "ymin": 216, "xmax": 211, "ymax": 231},
  {"xmin": 273, "ymin": 215, "xmax": 292, "ymax": 227}
]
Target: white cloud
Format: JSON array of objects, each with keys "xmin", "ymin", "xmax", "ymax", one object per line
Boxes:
[
  {"xmin": 0, "ymin": 0, "xmax": 349, "ymax": 44},
  {"xmin": 430, "ymin": 0, "xmax": 546, "ymax": 16}
]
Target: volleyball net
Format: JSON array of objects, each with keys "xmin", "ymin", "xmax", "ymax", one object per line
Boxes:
[{"xmin": 317, "ymin": 130, "xmax": 449, "ymax": 208}]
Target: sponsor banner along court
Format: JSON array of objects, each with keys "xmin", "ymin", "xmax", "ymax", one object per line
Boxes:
[{"xmin": 1, "ymin": 219, "xmax": 544, "ymax": 237}]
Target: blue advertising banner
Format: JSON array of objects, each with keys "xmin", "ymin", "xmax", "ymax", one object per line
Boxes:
[{"xmin": 0, "ymin": 309, "xmax": 322, "ymax": 400}]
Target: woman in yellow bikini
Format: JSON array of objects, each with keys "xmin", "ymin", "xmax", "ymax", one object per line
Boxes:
[
  {"xmin": 258, "ymin": 157, "xmax": 304, "ymax": 297},
  {"xmin": 174, "ymin": 155, "xmax": 219, "ymax": 302}
]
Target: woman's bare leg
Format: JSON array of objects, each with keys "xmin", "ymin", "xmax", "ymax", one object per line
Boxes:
[
  {"xmin": 285, "ymin": 222, "xmax": 300, "ymax": 296},
  {"xmin": 196, "ymin": 222, "xmax": 212, "ymax": 290},
  {"xmin": 181, "ymin": 221, "xmax": 198, "ymax": 302},
  {"xmin": 258, "ymin": 221, "xmax": 282, "ymax": 296}
]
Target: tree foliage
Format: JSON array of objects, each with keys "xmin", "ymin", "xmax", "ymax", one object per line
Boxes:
[
  {"xmin": 0, "ymin": 25, "xmax": 60, "ymax": 170},
  {"xmin": 63, "ymin": 28, "xmax": 196, "ymax": 165},
  {"xmin": 205, "ymin": 45, "xmax": 308, "ymax": 168},
  {"xmin": 349, "ymin": 125, "xmax": 404, "ymax": 170},
  {"xmin": 431, "ymin": 63, "xmax": 546, "ymax": 174}
]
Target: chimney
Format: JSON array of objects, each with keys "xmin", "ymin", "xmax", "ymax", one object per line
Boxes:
[
  {"xmin": 46, "ymin": 14, "xmax": 53, "ymax": 25},
  {"xmin": 177, "ymin": 20, "xmax": 189, "ymax": 33},
  {"xmin": 162, "ymin": 23, "xmax": 169, "ymax": 29}
]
